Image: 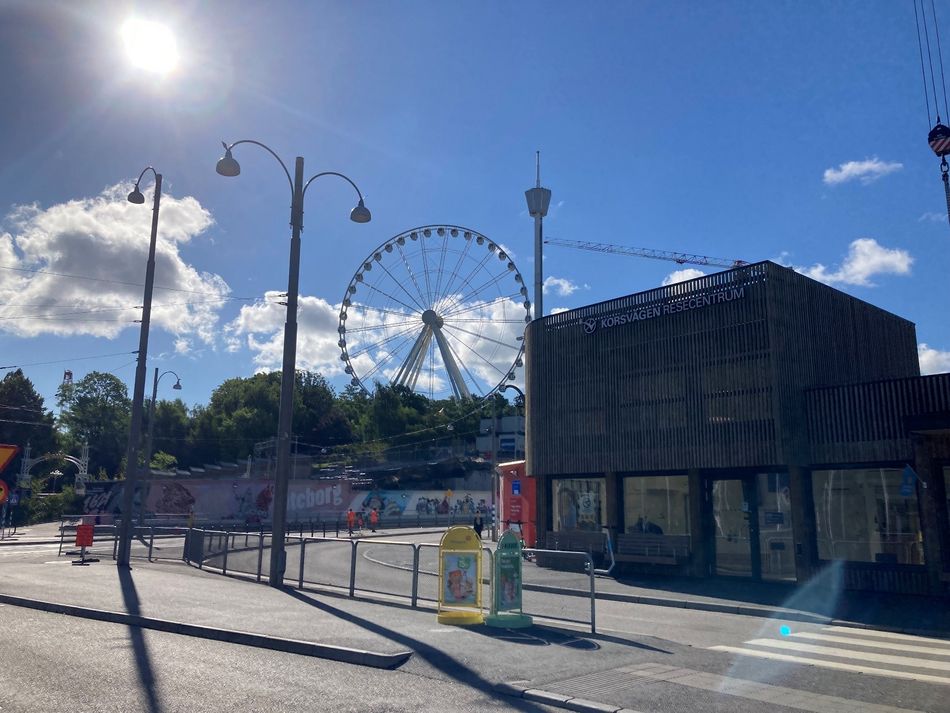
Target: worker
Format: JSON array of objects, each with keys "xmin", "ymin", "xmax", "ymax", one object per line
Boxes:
[{"xmin": 370, "ymin": 508, "xmax": 379, "ymax": 533}]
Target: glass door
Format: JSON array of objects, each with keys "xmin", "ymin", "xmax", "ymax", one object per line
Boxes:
[{"xmin": 710, "ymin": 478, "xmax": 759, "ymax": 577}]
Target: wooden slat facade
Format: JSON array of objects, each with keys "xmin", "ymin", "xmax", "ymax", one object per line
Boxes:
[
  {"xmin": 525, "ymin": 261, "xmax": 919, "ymax": 476},
  {"xmin": 806, "ymin": 373, "xmax": 950, "ymax": 464}
]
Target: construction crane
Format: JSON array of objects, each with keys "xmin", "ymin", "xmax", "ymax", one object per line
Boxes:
[{"xmin": 544, "ymin": 238, "xmax": 748, "ymax": 269}]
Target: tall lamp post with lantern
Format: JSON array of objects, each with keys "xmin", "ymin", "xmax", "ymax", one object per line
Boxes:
[
  {"xmin": 117, "ymin": 166, "xmax": 164, "ymax": 568},
  {"xmin": 216, "ymin": 139, "xmax": 371, "ymax": 587}
]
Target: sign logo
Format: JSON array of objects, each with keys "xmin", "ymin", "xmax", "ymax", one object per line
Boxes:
[{"xmin": 581, "ymin": 286, "xmax": 746, "ymax": 335}]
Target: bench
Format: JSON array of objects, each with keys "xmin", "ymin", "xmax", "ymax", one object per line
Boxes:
[
  {"xmin": 535, "ymin": 530, "xmax": 607, "ymax": 570},
  {"xmin": 615, "ymin": 533, "xmax": 691, "ymax": 565}
]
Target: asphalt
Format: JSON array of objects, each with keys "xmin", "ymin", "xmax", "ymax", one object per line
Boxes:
[{"xmin": 3, "ymin": 521, "xmax": 950, "ymax": 713}]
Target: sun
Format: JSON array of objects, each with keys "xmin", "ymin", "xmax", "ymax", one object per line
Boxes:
[{"xmin": 121, "ymin": 19, "xmax": 178, "ymax": 75}]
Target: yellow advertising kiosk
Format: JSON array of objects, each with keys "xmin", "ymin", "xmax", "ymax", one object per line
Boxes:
[{"xmin": 437, "ymin": 526, "xmax": 484, "ymax": 625}]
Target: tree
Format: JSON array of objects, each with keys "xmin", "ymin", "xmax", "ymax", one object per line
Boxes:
[
  {"xmin": 56, "ymin": 371, "xmax": 130, "ymax": 478},
  {"xmin": 294, "ymin": 372, "xmax": 353, "ymax": 449},
  {"xmin": 146, "ymin": 398, "xmax": 189, "ymax": 466},
  {"xmin": 0, "ymin": 369, "xmax": 58, "ymax": 484}
]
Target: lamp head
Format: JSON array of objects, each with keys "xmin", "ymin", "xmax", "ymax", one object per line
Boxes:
[
  {"xmin": 127, "ymin": 185, "xmax": 145, "ymax": 204},
  {"xmin": 215, "ymin": 142, "xmax": 241, "ymax": 177},
  {"xmin": 172, "ymin": 378, "xmax": 182, "ymax": 390},
  {"xmin": 350, "ymin": 198, "xmax": 372, "ymax": 224}
]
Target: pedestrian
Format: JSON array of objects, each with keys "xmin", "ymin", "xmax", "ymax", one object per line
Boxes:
[
  {"xmin": 473, "ymin": 512, "xmax": 483, "ymax": 539},
  {"xmin": 346, "ymin": 508, "xmax": 355, "ymax": 536},
  {"xmin": 357, "ymin": 510, "xmax": 365, "ymax": 532},
  {"xmin": 370, "ymin": 508, "xmax": 379, "ymax": 533}
]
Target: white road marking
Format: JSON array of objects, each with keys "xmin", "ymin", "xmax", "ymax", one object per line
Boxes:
[
  {"xmin": 710, "ymin": 645, "xmax": 950, "ymax": 686},
  {"xmin": 620, "ymin": 662, "xmax": 928, "ymax": 712},
  {"xmin": 826, "ymin": 626, "xmax": 950, "ymax": 647},
  {"xmin": 742, "ymin": 638, "xmax": 950, "ymax": 671},
  {"xmin": 793, "ymin": 631, "xmax": 950, "ymax": 656}
]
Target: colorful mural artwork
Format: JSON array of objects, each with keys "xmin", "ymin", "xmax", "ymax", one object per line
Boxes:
[{"xmin": 81, "ymin": 479, "xmax": 488, "ymax": 525}]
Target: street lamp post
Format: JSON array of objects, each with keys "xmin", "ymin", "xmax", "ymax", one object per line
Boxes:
[
  {"xmin": 144, "ymin": 368, "xmax": 181, "ymax": 473},
  {"xmin": 216, "ymin": 140, "xmax": 371, "ymax": 587},
  {"xmin": 117, "ymin": 167, "xmax": 163, "ymax": 567}
]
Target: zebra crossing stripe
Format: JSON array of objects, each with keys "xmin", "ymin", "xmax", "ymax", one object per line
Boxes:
[
  {"xmin": 826, "ymin": 626, "xmax": 950, "ymax": 647},
  {"xmin": 742, "ymin": 638, "xmax": 950, "ymax": 671},
  {"xmin": 710, "ymin": 645, "xmax": 950, "ymax": 686},
  {"xmin": 793, "ymin": 632, "xmax": 950, "ymax": 656}
]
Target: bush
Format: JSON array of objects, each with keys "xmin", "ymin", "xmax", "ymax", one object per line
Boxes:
[{"xmin": 24, "ymin": 486, "xmax": 83, "ymax": 525}]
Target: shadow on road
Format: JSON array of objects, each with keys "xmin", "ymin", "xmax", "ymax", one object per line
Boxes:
[
  {"xmin": 281, "ymin": 588, "xmax": 552, "ymax": 712},
  {"xmin": 118, "ymin": 567, "xmax": 162, "ymax": 713}
]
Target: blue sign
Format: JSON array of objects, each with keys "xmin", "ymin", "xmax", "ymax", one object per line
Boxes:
[
  {"xmin": 512, "ymin": 480, "xmax": 521, "ymax": 495},
  {"xmin": 900, "ymin": 466, "xmax": 917, "ymax": 497},
  {"xmin": 9, "ymin": 493, "xmax": 19, "ymax": 506}
]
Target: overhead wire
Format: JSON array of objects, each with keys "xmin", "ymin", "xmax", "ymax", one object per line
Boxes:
[
  {"xmin": 0, "ymin": 263, "xmax": 253, "ymax": 299},
  {"xmin": 932, "ymin": 0, "xmax": 950, "ymax": 120}
]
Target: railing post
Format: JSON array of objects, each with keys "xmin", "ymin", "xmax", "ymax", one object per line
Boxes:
[
  {"xmin": 588, "ymin": 553, "xmax": 596, "ymax": 634},
  {"xmin": 411, "ymin": 544, "xmax": 420, "ymax": 608},
  {"xmin": 222, "ymin": 530, "xmax": 229, "ymax": 576},
  {"xmin": 112, "ymin": 526, "xmax": 119, "ymax": 560},
  {"xmin": 58, "ymin": 517, "xmax": 66, "ymax": 556},
  {"xmin": 349, "ymin": 540, "xmax": 358, "ymax": 597},
  {"xmin": 148, "ymin": 527, "xmax": 155, "ymax": 562},
  {"xmin": 198, "ymin": 531, "xmax": 204, "ymax": 570},
  {"xmin": 298, "ymin": 539, "xmax": 306, "ymax": 589},
  {"xmin": 184, "ymin": 526, "xmax": 191, "ymax": 562},
  {"xmin": 256, "ymin": 533, "xmax": 264, "ymax": 582}
]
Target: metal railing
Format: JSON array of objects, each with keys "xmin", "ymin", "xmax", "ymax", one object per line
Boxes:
[{"xmin": 181, "ymin": 529, "xmax": 596, "ymax": 633}]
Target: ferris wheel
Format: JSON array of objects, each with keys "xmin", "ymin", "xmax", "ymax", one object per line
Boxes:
[{"xmin": 337, "ymin": 225, "xmax": 531, "ymax": 400}]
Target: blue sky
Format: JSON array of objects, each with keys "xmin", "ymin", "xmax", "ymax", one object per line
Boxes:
[{"xmin": 1, "ymin": 0, "xmax": 948, "ymax": 412}]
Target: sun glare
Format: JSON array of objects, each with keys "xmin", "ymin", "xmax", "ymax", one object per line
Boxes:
[{"xmin": 121, "ymin": 19, "xmax": 178, "ymax": 75}]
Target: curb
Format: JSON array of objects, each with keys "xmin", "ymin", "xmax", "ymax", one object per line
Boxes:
[
  {"xmin": 0, "ymin": 538, "xmax": 63, "ymax": 547},
  {"xmin": 0, "ymin": 592, "xmax": 411, "ymax": 669},
  {"xmin": 492, "ymin": 682, "xmax": 643, "ymax": 713}
]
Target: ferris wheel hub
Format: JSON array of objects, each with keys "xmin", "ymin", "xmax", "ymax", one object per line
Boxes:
[{"xmin": 421, "ymin": 309, "xmax": 444, "ymax": 328}]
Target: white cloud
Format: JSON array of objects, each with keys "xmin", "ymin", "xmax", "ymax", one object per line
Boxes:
[
  {"xmin": 543, "ymin": 275, "xmax": 579, "ymax": 296},
  {"xmin": 0, "ymin": 183, "xmax": 228, "ymax": 341},
  {"xmin": 796, "ymin": 238, "xmax": 912, "ymax": 287},
  {"xmin": 919, "ymin": 343, "xmax": 950, "ymax": 375},
  {"xmin": 550, "ymin": 307, "xmax": 571, "ymax": 315},
  {"xmin": 662, "ymin": 268, "xmax": 706, "ymax": 286},
  {"xmin": 918, "ymin": 211, "xmax": 946, "ymax": 223},
  {"xmin": 823, "ymin": 158, "xmax": 902, "ymax": 185}
]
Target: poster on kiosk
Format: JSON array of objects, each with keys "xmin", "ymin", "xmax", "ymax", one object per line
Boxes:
[
  {"xmin": 437, "ymin": 526, "xmax": 484, "ymax": 625},
  {"xmin": 498, "ymin": 460, "xmax": 536, "ymax": 548}
]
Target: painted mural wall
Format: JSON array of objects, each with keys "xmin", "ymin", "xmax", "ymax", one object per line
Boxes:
[{"xmin": 82, "ymin": 478, "xmax": 489, "ymax": 524}]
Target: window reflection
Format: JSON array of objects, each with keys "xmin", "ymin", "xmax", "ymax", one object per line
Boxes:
[
  {"xmin": 812, "ymin": 468, "xmax": 924, "ymax": 565},
  {"xmin": 623, "ymin": 475, "xmax": 689, "ymax": 535},
  {"xmin": 552, "ymin": 478, "xmax": 605, "ymax": 532}
]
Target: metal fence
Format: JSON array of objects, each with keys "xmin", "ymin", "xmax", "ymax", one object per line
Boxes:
[{"xmin": 181, "ymin": 529, "xmax": 596, "ymax": 632}]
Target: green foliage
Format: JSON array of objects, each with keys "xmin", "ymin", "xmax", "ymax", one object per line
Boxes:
[
  {"xmin": 0, "ymin": 369, "xmax": 58, "ymax": 477},
  {"xmin": 23, "ymin": 486, "xmax": 82, "ymax": 525},
  {"xmin": 56, "ymin": 371, "xmax": 130, "ymax": 478},
  {"xmin": 149, "ymin": 450, "xmax": 178, "ymax": 471}
]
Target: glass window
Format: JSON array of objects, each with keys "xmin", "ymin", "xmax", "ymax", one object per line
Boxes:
[
  {"xmin": 757, "ymin": 473, "xmax": 795, "ymax": 581},
  {"xmin": 552, "ymin": 478, "xmax": 605, "ymax": 532},
  {"xmin": 623, "ymin": 475, "xmax": 689, "ymax": 535},
  {"xmin": 812, "ymin": 468, "xmax": 925, "ymax": 565}
]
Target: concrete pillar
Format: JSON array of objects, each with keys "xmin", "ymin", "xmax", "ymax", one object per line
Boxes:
[
  {"xmin": 913, "ymin": 436, "xmax": 947, "ymax": 592},
  {"xmin": 789, "ymin": 465, "xmax": 818, "ymax": 583},
  {"xmin": 687, "ymin": 469, "xmax": 707, "ymax": 577},
  {"xmin": 604, "ymin": 471, "xmax": 620, "ymax": 535}
]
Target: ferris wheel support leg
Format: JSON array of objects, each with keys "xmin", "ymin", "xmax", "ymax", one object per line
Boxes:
[
  {"xmin": 433, "ymin": 327, "xmax": 471, "ymax": 399},
  {"xmin": 395, "ymin": 327, "xmax": 431, "ymax": 389}
]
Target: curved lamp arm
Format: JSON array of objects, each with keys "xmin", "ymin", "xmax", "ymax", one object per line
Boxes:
[
  {"xmin": 224, "ymin": 139, "xmax": 294, "ymax": 198},
  {"xmin": 134, "ymin": 166, "xmax": 160, "ymax": 189},
  {"xmin": 302, "ymin": 171, "xmax": 366, "ymax": 202}
]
